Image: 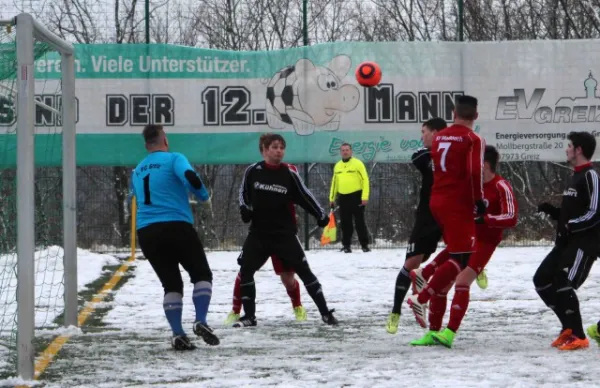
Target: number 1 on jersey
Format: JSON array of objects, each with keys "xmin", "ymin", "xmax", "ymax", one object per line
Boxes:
[
  {"xmin": 438, "ymin": 142, "xmax": 451, "ymax": 172},
  {"xmin": 143, "ymin": 174, "xmax": 152, "ymax": 205}
]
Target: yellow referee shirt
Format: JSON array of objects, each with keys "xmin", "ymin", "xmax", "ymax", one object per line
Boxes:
[{"xmin": 329, "ymin": 157, "xmax": 370, "ymax": 202}]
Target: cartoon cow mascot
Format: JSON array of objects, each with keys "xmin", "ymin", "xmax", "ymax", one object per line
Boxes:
[{"xmin": 265, "ymin": 55, "xmax": 360, "ymax": 136}]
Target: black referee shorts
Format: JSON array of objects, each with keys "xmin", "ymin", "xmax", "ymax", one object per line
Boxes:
[
  {"xmin": 137, "ymin": 221, "xmax": 212, "ymax": 295},
  {"xmin": 406, "ymin": 213, "xmax": 442, "ymax": 261},
  {"xmin": 534, "ymin": 237, "xmax": 597, "ymax": 290}
]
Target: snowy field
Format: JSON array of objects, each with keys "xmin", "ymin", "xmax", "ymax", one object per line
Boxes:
[
  {"xmin": 15, "ymin": 247, "xmax": 600, "ymax": 387},
  {"xmin": 0, "ymin": 247, "xmax": 121, "ymax": 377}
]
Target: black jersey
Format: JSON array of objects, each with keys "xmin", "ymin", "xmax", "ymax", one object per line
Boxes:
[
  {"xmin": 239, "ymin": 161, "xmax": 327, "ymax": 234},
  {"xmin": 411, "ymin": 148, "xmax": 434, "ymax": 215},
  {"xmin": 549, "ymin": 163, "xmax": 600, "ymax": 245}
]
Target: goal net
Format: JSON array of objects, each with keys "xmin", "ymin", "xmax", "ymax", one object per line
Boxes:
[{"xmin": 0, "ymin": 14, "xmax": 76, "ymax": 380}]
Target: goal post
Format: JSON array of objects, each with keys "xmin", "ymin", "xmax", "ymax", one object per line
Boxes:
[{"xmin": 0, "ymin": 13, "xmax": 77, "ymax": 380}]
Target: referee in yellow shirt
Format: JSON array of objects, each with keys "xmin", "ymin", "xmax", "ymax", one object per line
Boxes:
[{"xmin": 329, "ymin": 143, "xmax": 371, "ymax": 253}]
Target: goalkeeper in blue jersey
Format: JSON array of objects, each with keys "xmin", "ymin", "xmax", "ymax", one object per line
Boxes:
[{"xmin": 131, "ymin": 124, "xmax": 219, "ymax": 351}]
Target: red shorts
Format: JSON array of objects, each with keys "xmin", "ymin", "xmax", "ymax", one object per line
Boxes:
[
  {"xmin": 271, "ymin": 255, "xmax": 294, "ymax": 275},
  {"xmin": 467, "ymin": 240, "xmax": 498, "ymax": 274},
  {"xmin": 430, "ymin": 199, "xmax": 475, "ymax": 254}
]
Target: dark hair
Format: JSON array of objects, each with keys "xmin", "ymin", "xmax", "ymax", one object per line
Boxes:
[
  {"xmin": 142, "ymin": 125, "xmax": 164, "ymax": 146},
  {"xmin": 484, "ymin": 145, "xmax": 500, "ymax": 173},
  {"xmin": 568, "ymin": 131, "xmax": 596, "ymax": 160},
  {"xmin": 260, "ymin": 133, "xmax": 286, "ymax": 150},
  {"xmin": 423, "ymin": 118, "xmax": 447, "ymax": 132},
  {"xmin": 341, "ymin": 143, "xmax": 352, "ymax": 149},
  {"xmin": 258, "ymin": 133, "xmax": 270, "ymax": 152},
  {"xmin": 455, "ymin": 95, "xmax": 478, "ymax": 121}
]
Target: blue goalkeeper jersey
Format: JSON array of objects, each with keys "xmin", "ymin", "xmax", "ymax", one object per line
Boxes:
[{"xmin": 131, "ymin": 151, "xmax": 209, "ymax": 229}]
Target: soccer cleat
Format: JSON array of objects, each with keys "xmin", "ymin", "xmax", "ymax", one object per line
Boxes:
[
  {"xmin": 409, "ymin": 269, "xmax": 427, "ymax": 295},
  {"xmin": 410, "ymin": 330, "xmax": 439, "ymax": 346},
  {"xmin": 322, "ymin": 309, "xmax": 339, "ymax": 325},
  {"xmin": 362, "ymin": 246, "xmax": 371, "ymax": 252},
  {"xmin": 386, "ymin": 313, "xmax": 400, "ymax": 334},
  {"xmin": 431, "ymin": 328, "xmax": 456, "ymax": 348},
  {"xmin": 551, "ymin": 328, "xmax": 572, "ymax": 348},
  {"xmin": 407, "ymin": 295, "xmax": 427, "ymax": 328},
  {"xmin": 232, "ymin": 315, "xmax": 257, "ymax": 328},
  {"xmin": 557, "ymin": 335, "xmax": 590, "ymax": 351},
  {"xmin": 586, "ymin": 324, "xmax": 600, "ymax": 346},
  {"xmin": 193, "ymin": 321, "xmax": 220, "ymax": 346},
  {"xmin": 476, "ymin": 269, "xmax": 488, "ymax": 289},
  {"xmin": 224, "ymin": 311, "xmax": 240, "ymax": 325},
  {"xmin": 171, "ymin": 335, "xmax": 197, "ymax": 351},
  {"xmin": 294, "ymin": 306, "xmax": 307, "ymax": 321}
]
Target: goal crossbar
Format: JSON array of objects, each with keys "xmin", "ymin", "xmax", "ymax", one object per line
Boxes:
[{"xmin": 9, "ymin": 13, "xmax": 77, "ymax": 381}]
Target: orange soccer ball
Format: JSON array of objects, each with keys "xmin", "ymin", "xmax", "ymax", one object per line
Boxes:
[{"xmin": 355, "ymin": 61, "xmax": 382, "ymax": 87}]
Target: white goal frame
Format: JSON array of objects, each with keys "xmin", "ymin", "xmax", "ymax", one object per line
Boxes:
[{"xmin": 0, "ymin": 13, "xmax": 77, "ymax": 380}]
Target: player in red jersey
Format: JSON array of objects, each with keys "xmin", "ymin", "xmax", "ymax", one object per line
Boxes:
[
  {"xmin": 409, "ymin": 145, "xmax": 518, "ymax": 346},
  {"xmin": 225, "ymin": 134, "xmax": 306, "ymax": 324},
  {"xmin": 407, "ymin": 95, "xmax": 486, "ymax": 327}
]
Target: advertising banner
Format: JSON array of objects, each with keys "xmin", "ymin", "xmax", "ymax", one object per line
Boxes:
[{"xmin": 0, "ymin": 41, "xmax": 598, "ymax": 165}]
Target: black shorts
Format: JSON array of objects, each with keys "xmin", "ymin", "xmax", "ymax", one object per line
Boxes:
[
  {"xmin": 137, "ymin": 221, "xmax": 212, "ymax": 295},
  {"xmin": 238, "ymin": 232, "xmax": 303, "ymax": 274},
  {"xmin": 535, "ymin": 238, "xmax": 597, "ymax": 290},
  {"xmin": 407, "ymin": 213, "xmax": 442, "ymax": 260}
]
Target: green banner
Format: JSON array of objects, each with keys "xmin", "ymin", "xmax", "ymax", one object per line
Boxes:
[{"xmin": 1, "ymin": 40, "xmax": 599, "ymax": 166}]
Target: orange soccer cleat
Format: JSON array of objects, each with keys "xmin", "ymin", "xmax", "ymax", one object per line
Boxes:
[
  {"xmin": 557, "ymin": 336, "xmax": 590, "ymax": 351},
  {"xmin": 551, "ymin": 329, "xmax": 572, "ymax": 347}
]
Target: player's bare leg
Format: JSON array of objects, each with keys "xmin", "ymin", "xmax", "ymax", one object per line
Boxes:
[{"xmin": 280, "ymin": 272, "xmax": 306, "ymax": 321}]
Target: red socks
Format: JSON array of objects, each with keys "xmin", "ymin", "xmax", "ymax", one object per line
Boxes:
[
  {"xmin": 234, "ymin": 273, "xmax": 302, "ymax": 313},
  {"xmin": 286, "ymin": 279, "xmax": 302, "ymax": 308},
  {"xmin": 232, "ymin": 272, "xmax": 242, "ymax": 314},
  {"xmin": 422, "ymin": 249, "xmax": 450, "ymax": 280},
  {"xmin": 448, "ymin": 285, "xmax": 470, "ymax": 332},
  {"xmin": 428, "ymin": 293, "xmax": 447, "ymax": 331},
  {"xmin": 417, "ymin": 259, "xmax": 461, "ymax": 304}
]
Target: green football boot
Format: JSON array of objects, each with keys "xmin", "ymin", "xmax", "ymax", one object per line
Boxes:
[
  {"xmin": 409, "ymin": 330, "xmax": 439, "ymax": 346},
  {"xmin": 432, "ymin": 328, "xmax": 456, "ymax": 348}
]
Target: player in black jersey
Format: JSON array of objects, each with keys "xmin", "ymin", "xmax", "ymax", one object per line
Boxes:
[
  {"xmin": 386, "ymin": 118, "xmax": 447, "ymax": 334},
  {"xmin": 535, "ymin": 131, "xmax": 600, "ymax": 350},
  {"xmin": 235, "ymin": 133, "xmax": 338, "ymax": 328}
]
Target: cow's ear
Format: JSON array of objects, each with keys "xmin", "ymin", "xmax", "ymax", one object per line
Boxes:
[
  {"xmin": 327, "ymin": 55, "xmax": 351, "ymax": 78},
  {"xmin": 294, "ymin": 58, "xmax": 315, "ymax": 74}
]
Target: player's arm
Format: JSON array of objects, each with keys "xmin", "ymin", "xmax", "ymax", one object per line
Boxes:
[
  {"xmin": 329, "ymin": 163, "xmax": 338, "ymax": 203},
  {"xmin": 411, "ymin": 148, "xmax": 431, "ymax": 175},
  {"xmin": 289, "ymin": 167, "xmax": 328, "ymax": 225},
  {"xmin": 568, "ymin": 169, "xmax": 600, "ymax": 233},
  {"xmin": 357, "ymin": 159, "xmax": 370, "ymax": 201},
  {"xmin": 238, "ymin": 164, "xmax": 255, "ymax": 223},
  {"xmin": 172, "ymin": 153, "xmax": 210, "ymax": 202},
  {"xmin": 484, "ymin": 180, "xmax": 518, "ymax": 228},
  {"xmin": 468, "ymin": 132, "xmax": 485, "ymax": 203}
]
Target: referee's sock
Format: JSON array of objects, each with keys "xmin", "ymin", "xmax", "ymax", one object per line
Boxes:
[
  {"xmin": 163, "ymin": 292, "xmax": 185, "ymax": 336},
  {"xmin": 192, "ymin": 281, "xmax": 212, "ymax": 324},
  {"xmin": 392, "ymin": 267, "xmax": 411, "ymax": 314}
]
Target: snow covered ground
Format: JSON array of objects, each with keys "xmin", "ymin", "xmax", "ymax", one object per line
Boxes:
[
  {"xmin": 0, "ymin": 247, "xmax": 121, "ymax": 379},
  {"xmin": 14, "ymin": 247, "xmax": 600, "ymax": 387}
]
